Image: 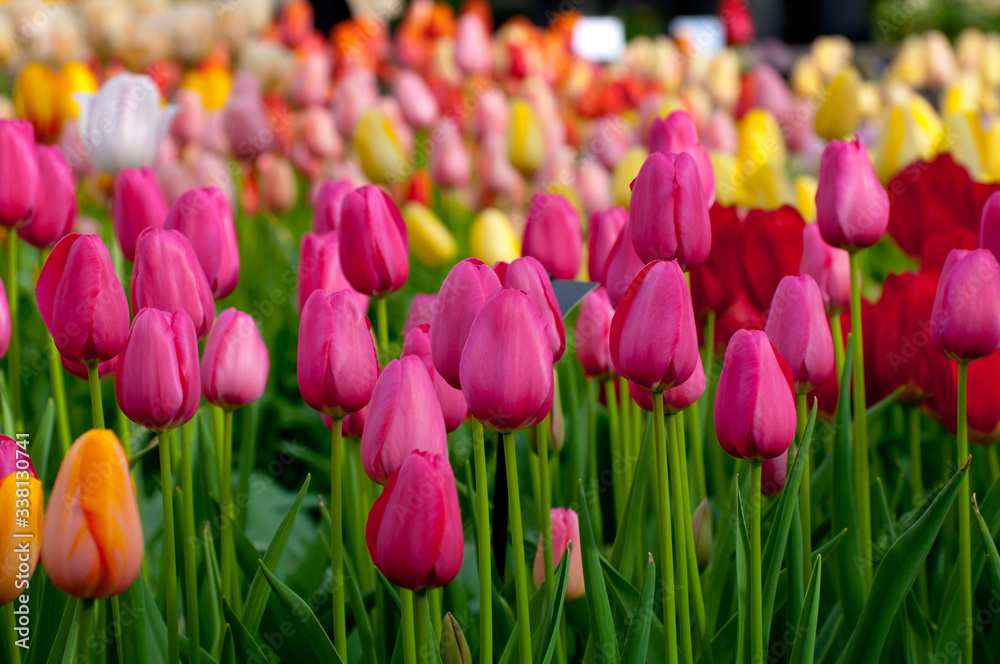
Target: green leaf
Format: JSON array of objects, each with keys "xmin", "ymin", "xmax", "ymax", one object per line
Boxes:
[
  {"xmin": 814, "ymin": 603, "xmax": 842, "ymax": 664},
  {"xmin": 599, "ymin": 556, "xmax": 664, "ymax": 664},
  {"xmin": 222, "ymin": 598, "xmax": 268, "ymax": 663},
  {"xmin": 257, "ymin": 560, "xmax": 346, "ymax": 663},
  {"xmin": 973, "ymin": 493, "xmax": 1000, "ymax": 594},
  {"xmin": 789, "ymin": 555, "xmax": 822, "ymax": 664},
  {"xmin": 200, "ymin": 523, "xmax": 224, "ymax": 658},
  {"xmin": 577, "ymin": 480, "xmax": 619, "ymax": 664},
  {"xmin": 0, "ymin": 369, "xmax": 14, "ymax": 437},
  {"xmin": 114, "ymin": 579, "xmax": 151, "ymax": 664},
  {"xmin": 40, "ymin": 596, "xmax": 77, "ymax": 664},
  {"xmin": 735, "ymin": 477, "xmax": 750, "ymax": 664},
  {"xmin": 901, "ymin": 592, "xmax": 933, "ymax": 664},
  {"xmin": 620, "ymin": 554, "xmax": 656, "ymax": 662},
  {"xmin": 32, "ymin": 399, "xmax": 55, "ymax": 486},
  {"xmin": 840, "ymin": 456, "xmax": 970, "ymax": 664},
  {"xmin": 219, "ymin": 625, "xmax": 236, "ymax": 664},
  {"xmin": 865, "ymin": 386, "xmax": 904, "ymax": 424},
  {"xmin": 344, "ymin": 548, "xmax": 379, "ymax": 664},
  {"xmin": 533, "ymin": 543, "xmax": 571, "ymax": 664},
  {"xmin": 241, "ymin": 474, "xmax": 311, "ymax": 633},
  {"xmin": 609, "ymin": 418, "xmax": 653, "ymax": 572}
]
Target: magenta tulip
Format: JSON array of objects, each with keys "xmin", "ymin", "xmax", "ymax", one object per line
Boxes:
[
  {"xmin": 574, "ymin": 286, "xmax": 614, "ymax": 379},
  {"xmin": 18, "ymin": 145, "xmax": 75, "ymax": 248},
  {"xmin": 504, "ymin": 256, "xmax": 566, "ymax": 362},
  {"xmin": 313, "ymin": 179, "xmax": 353, "ymax": 235},
  {"xmin": 115, "ymin": 308, "xmax": 200, "ymax": 431},
  {"xmin": 629, "ymin": 353, "xmax": 706, "ymax": 413},
  {"xmin": 799, "ymin": 223, "xmax": 851, "ymax": 315},
  {"xmin": 366, "ymin": 451, "xmax": 464, "ymax": 590},
  {"xmin": 297, "ymin": 289, "xmax": 378, "ymax": 417},
  {"xmin": 648, "ymin": 110, "xmax": 715, "ymax": 207},
  {"xmin": 815, "ymin": 137, "xmax": 889, "ymax": 251},
  {"xmin": 629, "ymin": 151, "xmax": 711, "ymax": 270},
  {"xmin": 761, "ymin": 447, "xmax": 789, "ymax": 497},
  {"xmin": 588, "ymin": 207, "xmax": 627, "ymax": 283},
  {"xmin": 0, "ymin": 282, "xmax": 8, "ymax": 360},
  {"xmin": 393, "ymin": 70, "xmax": 440, "ymax": 130},
  {"xmin": 765, "ymin": 274, "xmax": 834, "ymax": 392},
  {"xmin": 522, "ymin": 192, "xmax": 582, "ymax": 280},
  {"xmin": 297, "ymin": 231, "xmax": 369, "ymax": 313},
  {"xmin": 339, "ymin": 184, "xmax": 409, "ymax": 296},
  {"xmin": 112, "ymin": 167, "xmax": 168, "ymax": 260},
  {"xmin": 714, "ymin": 329, "xmax": 796, "ymax": 460},
  {"xmin": 323, "ymin": 409, "xmax": 368, "ymax": 439},
  {"xmin": 930, "ymin": 248, "xmax": 1000, "ymax": 362},
  {"xmin": 37, "ymin": 234, "xmax": 130, "ymax": 364},
  {"xmin": 979, "ymin": 191, "xmax": 1000, "ymax": 261},
  {"xmin": 403, "ymin": 293, "xmax": 437, "ymax": 335},
  {"xmin": 533, "ymin": 508, "xmax": 585, "ymax": 600},
  {"xmin": 602, "ymin": 222, "xmax": 645, "ymax": 307},
  {"xmin": 455, "ymin": 13, "xmax": 492, "ymax": 74},
  {"xmin": 61, "ymin": 355, "xmax": 116, "ymax": 381},
  {"xmin": 402, "ymin": 324, "xmax": 468, "ymax": 432},
  {"xmin": 430, "ymin": 258, "xmax": 501, "ymax": 389},
  {"xmin": 0, "ymin": 119, "xmax": 39, "ymax": 227},
  {"xmin": 201, "ymin": 308, "xmax": 269, "ymax": 410},
  {"xmin": 164, "ymin": 186, "xmax": 239, "ymax": 299},
  {"xmin": 459, "ymin": 289, "xmax": 554, "ymax": 432}
]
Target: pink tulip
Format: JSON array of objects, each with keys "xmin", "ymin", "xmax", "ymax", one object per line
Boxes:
[
  {"xmin": 761, "ymin": 447, "xmax": 789, "ymax": 497},
  {"xmin": 430, "ymin": 258, "xmax": 502, "ymax": 389},
  {"xmin": 393, "ymin": 70, "xmax": 439, "ymax": 130},
  {"xmin": 576, "ymin": 160, "xmax": 612, "ymax": 216},
  {"xmin": 533, "ymin": 508, "xmax": 585, "ymax": 601},
  {"xmin": 479, "ymin": 133, "xmax": 522, "ymax": 195},
  {"xmin": 403, "ymin": 293, "xmax": 437, "ymax": 335},
  {"xmin": 201, "ymin": 308, "xmax": 269, "ymax": 410},
  {"xmin": 288, "ymin": 51, "xmax": 331, "ymax": 107},
  {"xmin": 333, "ymin": 68, "xmax": 380, "ymax": 137},
  {"xmin": 815, "ymin": 138, "xmax": 889, "ymax": 251},
  {"xmin": 297, "ymin": 231, "xmax": 369, "ymax": 314},
  {"xmin": 931, "ymin": 248, "xmax": 1000, "ymax": 362},
  {"xmin": 291, "ymin": 107, "xmax": 342, "ymax": 177},
  {"xmin": 18, "ymin": 145, "xmax": 75, "ymax": 248},
  {"xmin": 704, "ymin": 110, "xmax": 738, "ymax": 154},
  {"xmin": 588, "ymin": 207, "xmax": 627, "ymax": 283},
  {"xmin": 256, "ymin": 154, "xmax": 297, "ymax": 214},
  {"xmin": 455, "ymin": 13, "xmax": 492, "ymax": 74},
  {"xmin": 431, "ymin": 119, "xmax": 471, "ymax": 188},
  {"xmin": 340, "ymin": 185, "xmax": 409, "ymax": 296},
  {"xmin": 0, "ymin": 119, "xmax": 39, "ymax": 227},
  {"xmin": 115, "ymin": 308, "xmax": 201, "ymax": 431},
  {"xmin": 323, "ymin": 409, "xmax": 368, "ymax": 439},
  {"xmin": 131, "ymin": 229, "xmax": 215, "ymax": 339},
  {"xmin": 366, "ymin": 451, "xmax": 464, "ymax": 590},
  {"xmin": 61, "ymin": 355, "xmax": 116, "ymax": 381},
  {"xmin": 589, "ymin": 116, "xmax": 632, "ymax": 171},
  {"xmin": 714, "ymin": 329, "xmax": 796, "ymax": 460},
  {"xmin": 979, "ymin": 191, "xmax": 1000, "ymax": 261},
  {"xmin": 504, "ymin": 256, "xmax": 566, "ymax": 362},
  {"xmin": 522, "ymin": 192, "xmax": 582, "ymax": 280},
  {"xmin": 765, "ymin": 275, "xmax": 834, "ymax": 391},
  {"xmin": 297, "ymin": 289, "xmax": 378, "ymax": 417},
  {"xmin": 475, "ymin": 90, "xmax": 508, "ymax": 139},
  {"xmin": 799, "ymin": 223, "xmax": 851, "ymax": 315},
  {"xmin": 629, "ymin": 151, "xmax": 711, "ymax": 270},
  {"xmin": 629, "ymin": 353, "xmax": 707, "ymax": 413},
  {"xmin": 402, "ymin": 324, "xmax": 468, "ymax": 432},
  {"xmin": 602, "ymin": 222, "xmax": 645, "ymax": 308},
  {"xmin": 164, "ymin": 186, "xmax": 239, "ymax": 299},
  {"xmin": 648, "ymin": 110, "xmax": 715, "ymax": 206},
  {"xmin": 313, "ymin": 179, "xmax": 353, "ymax": 235},
  {"xmin": 171, "ymin": 88, "xmax": 206, "ymax": 145},
  {"xmin": 224, "ymin": 81, "xmax": 274, "ymax": 158},
  {"xmin": 112, "ymin": 167, "xmax": 168, "ymax": 260},
  {"xmin": 37, "ymin": 234, "xmax": 130, "ymax": 364},
  {"xmin": 610, "ymin": 260, "xmax": 699, "ymax": 392},
  {"xmin": 575, "ymin": 286, "xmax": 615, "ymax": 379},
  {"xmin": 459, "ymin": 289, "xmax": 554, "ymax": 431}
]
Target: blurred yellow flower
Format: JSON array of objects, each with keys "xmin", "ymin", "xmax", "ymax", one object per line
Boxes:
[
  {"xmin": 401, "ymin": 202, "xmax": 457, "ymax": 267},
  {"xmin": 180, "ymin": 64, "xmax": 232, "ymax": 111},
  {"xmin": 709, "ymin": 151, "xmax": 738, "ymax": 206},
  {"xmin": 814, "ymin": 68, "xmax": 860, "ymax": 141},
  {"xmin": 470, "ymin": 208, "xmax": 521, "ymax": 265},
  {"xmin": 611, "ymin": 146, "xmax": 648, "ymax": 208},
  {"xmin": 508, "ymin": 98, "xmax": 543, "ymax": 177},
  {"xmin": 736, "ymin": 162, "xmax": 792, "ymax": 210},
  {"xmin": 59, "ymin": 62, "xmax": 98, "ymax": 119},
  {"xmin": 737, "ymin": 109, "xmax": 786, "ymax": 184},
  {"xmin": 872, "ymin": 96, "xmax": 943, "ymax": 184},
  {"xmin": 942, "ymin": 112, "xmax": 988, "ymax": 180},
  {"xmin": 794, "ymin": 175, "xmax": 818, "ymax": 222},
  {"xmin": 353, "ymin": 109, "xmax": 408, "ymax": 184},
  {"xmin": 13, "ymin": 63, "xmax": 62, "ymax": 143}
]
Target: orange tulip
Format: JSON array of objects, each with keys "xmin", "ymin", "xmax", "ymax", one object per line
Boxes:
[
  {"xmin": 0, "ymin": 436, "xmax": 43, "ymax": 606},
  {"xmin": 42, "ymin": 430, "xmax": 143, "ymax": 599}
]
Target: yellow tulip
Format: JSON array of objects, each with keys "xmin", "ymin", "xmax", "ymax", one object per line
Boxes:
[
  {"xmin": 470, "ymin": 208, "xmax": 521, "ymax": 266},
  {"xmin": 814, "ymin": 68, "xmax": 860, "ymax": 141},
  {"xmin": 13, "ymin": 63, "xmax": 62, "ymax": 143},
  {"xmin": 942, "ymin": 73, "xmax": 982, "ymax": 116},
  {"xmin": 0, "ymin": 438, "xmax": 43, "ymax": 606},
  {"xmin": 611, "ymin": 146, "xmax": 648, "ymax": 208},
  {"xmin": 58, "ymin": 61, "xmax": 98, "ymax": 120},
  {"xmin": 794, "ymin": 175, "xmax": 818, "ymax": 222},
  {"xmin": 811, "ymin": 36, "xmax": 853, "ymax": 80},
  {"xmin": 942, "ymin": 112, "xmax": 988, "ymax": 180},
  {"xmin": 706, "ymin": 50, "xmax": 740, "ymax": 108},
  {"xmin": 181, "ymin": 64, "xmax": 232, "ymax": 111},
  {"xmin": 790, "ymin": 58, "xmax": 823, "ymax": 99},
  {"xmin": 986, "ymin": 123, "xmax": 1000, "ymax": 182},
  {"xmin": 872, "ymin": 96, "xmax": 943, "ymax": 184},
  {"xmin": 709, "ymin": 151, "xmax": 738, "ymax": 206},
  {"xmin": 736, "ymin": 109, "xmax": 786, "ymax": 187},
  {"xmin": 736, "ymin": 162, "xmax": 792, "ymax": 210},
  {"xmin": 401, "ymin": 202, "xmax": 457, "ymax": 267},
  {"xmin": 353, "ymin": 109, "xmax": 408, "ymax": 184},
  {"xmin": 508, "ymin": 98, "xmax": 543, "ymax": 177}
]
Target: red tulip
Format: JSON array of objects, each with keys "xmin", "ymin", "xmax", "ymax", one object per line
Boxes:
[
  {"xmin": 313, "ymin": 179, "xmax": 353, "ymax": 235},
  {"xmin": 925, "ymin": 349, "xmax": 1000, "ymax": 441},
  {"xmin": 980, "ymin": 191, "xmax": 1000, "ymax": 262},
  {"xmin": 648, "ymin": 110, "xmax": 715, "ymax": 207},
  {"xmin": 930, "ymin": 248, "xmax": 1000, "ymax": 362},
  {"xmin": 690, "ymin": 204, "xmax": 744, "ymax": 317},
  {"xmin": 18, "ymin": 145, "xmax": 75, "ymax": 248},
  {"xmin": 629, "ymin": 353, "xmax": 706, "ymax": 413},
  {"xmin": 714, "ymin": 329, "xmax": 796, "ymax": 460},
  {"xmin": 201, "ymin": 308, "xmax": 269, "ymax": 410},
  {"xmin": 587, "ymin": 207, "xmax": 627, "ymax": 284},
  {"xmin": 920, "ymin": 226, "xmax": 977, "ymax": 273},
  {"xmin": 366, "ymin": 451, "xmax": 464, "ymax": 590},
  {"xmin": 764, "ymin": 275, "xmax": 834, "ymax": 392},
  {"xmin": 403, "ymin": 293, "xmax": 437, "ymax": 336},
  {"xmin": 401, "ymin": 324, "xmax": 468, "ymax": 432},
  {"xmin": 816, "ymin": 138, "xmax": 889, "ymax": 251},
  {"xmin": 740, "ymin": 206, "xmax": 804, "ymax": 312},
  {"xmin": 799, "ymin": 223, "xmax": 850, "ymax": 315},
  {"xmin": 714, "ymin": 292, "xmax": 766, "ymax": 349},
  {"xmin": 532, "ymin": 508, "xmax": 585, "ymax": 600},
  {"xmin": 297, "ymin": 289, "xmax": 378, "ymax": 417},
  {"xmin": 37, "ymin": 234, "xmax": 130, "ymax": 364},
  {"xmin": 459, "ymin": 289, "xmax": 554, "ymax": 432},
  {"xmin": 719, "ymin": 0, "xmax": 754, "ymax": 45},
  {"xmin": 574, "ymin": 286, "xmax": 615, "ymax": 379},
  {"xmin": 522, "ymin": 192, "xmax": 582, "ymax": 280},
  {"xmin": 164, "ymin": 187, "xmax": 239, "ymax": 299},
  {"xmin": 112, "ymin": 167, "xmax": 168, "ymax": 261},
  {"xmin": 504, "ymin": 257, "xmax": 566, "ymax": 362},
  {"xmin": 602, "ymin": 222, "xmax": 645, "ymax": 308},
  {"xmin": 115, "ymin": 308, "xmax": 200, "ymax": 431},
  {"xmin": 0, "ymin": 120, "xmax": 39, "ymax": 227},
  {"xmin": 297, "ymin": 231, "xmax": 369, "ymax": 313},
  {"xmin": 339, "ymin": 184, "xmax": 409, "ymax": 296}
]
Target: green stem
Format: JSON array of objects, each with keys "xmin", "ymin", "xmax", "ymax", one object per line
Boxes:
[
  {"xmin": 429, "ymin": 588, "xmax": 442, "ymax": 644},
  {"xmin": 538, "ymin": 419, "xmax": 555, "ymax": 602},
  {"xmin": 686, "ymin": 404, "xmax": 706, "ymax": 507},
  {"xmin": 472, "ymin": 419, "xmax": 492, "ymax": 664},
  {"xmin": 86, "ymin": 363, "xmax": 104, "ymax": 429},
  {"xmin": 220, "ymin": 411, "xmax": 236, "ymax": 611},
  {"xmin": 605, "ymin": 379, "xmax": 625, "ymax": 524},
  {"xmin": 401, "ymin": 589, "xmax": 417, "ymax": 664},
  {"xmin": 797, "ymin": 392, "xmax": 811, "ymax": 576},
  {"xmin": 587, "ymin": 380, "xmax": 603, "ymax": 544},
  {"xmin": 989, "ymin": 446, "xmax": 1000, "ymax": 486},
  {"xmin": 347, "ymin": 443, "xmax": 374, "ymax": 588},
  {"xmin": 415, "ymin": 592, "xmax": 430, "ymax": 664},
  {"xmin": 957, "ymin": 362, "xmax": 972, "ymax": 664},
  {"xmin": 211, "ymin": 405, "xmax": 224, "ymax": 491},
  {"xmin": 502, "ymin": 431, "xmax": 533, "ymax": 664},
  {"xmin": 908, "ymin": 407, "xmax": 923, "ymax": 506},
  {"xmin": 849, "ymin": 251, "xmax": 872, "ymax": 590},
  {"xmin": 158, "ymin": 429, "xmax": 179, "ymax": 664},
  {"xmin": 666, "ymin": 415, "xmax": 693, "ymax": 664},
  {"xmin": 653, "ymin": 393, "xmax": 678, "ymax": 664},
  {"xmin": 76, "ymin": 599, "xmax": 94, "ymax": 664},
  {"xmin": 750, "ymin": 460, "xmax": 763, "ymax": 664},
  {"xmin": 7, "ymin": 233, "xmax": 20, "ymax": 429},
  {"xmin": 4, "ymin": 602, "xmax": 20, "ymax": 664},
  {"xmin": 47, "ymin": 333, "xmax": 71, "ymax": 454},
  {"xmin": 618, "ymin": 376, "xmax": 633, "ymax": 486},
  {"xmin": 700, "ymin": 312, "xmax": 716, "ymax": 436},
  {"xmin": 180, "ymin": 422, "xmax": 201, "ymax": 664},
  {"xmin": 330, "ymin": 417, "xmax": 347, "ymax": 655},
  {"xmin": 375, "ymin": 297, "xmax": 389, "ymax": 357},
  {"xmin": 830, "ymin": 314, "xmax": 845, "ymax": 388}
]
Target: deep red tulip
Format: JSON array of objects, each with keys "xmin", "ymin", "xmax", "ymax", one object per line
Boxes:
[
  {"xmin": 920, "ymin": 226, "xmax": 978, "ymax": 273},
  {"xmin": 690, "ymin": 204, "xmax": 744, "ymax": 317},
  {"xmin": 522, "ymin": 192, "xmax": 582, "ymax": 280},
  {"xmin": 339, "ymin": 184, "xmax": 409, "ymax": 296},
  {"xmin": 366, "ymin": 451, "xmax": 464, "ymax": 590},
  {"xmin": 201, "ymin": 308, "xmax": 269, "ymax": 410},
  {"xmin": 297, "ymin": 289, "xmax": 378, "ymax": 417},
  {"xmin": 713, "ymin": 292, "xmax": 767, "ymax": 349},
  {"xmin": 871, "ymin": 271, "xmax": 940, "ymax": 404},
  {"xmin": 112, "ymin": 167, "xmax": 168, "ymax": 261},
  {"xmin": 403, "ymin": 293, "xmax": 437, "ymax": 336},
  {"xmin": 574, "ymin": 286, "xmax": 615, "ymax": 379},
  {"xmin": 37, "ymin": 234, "xmax": 130, "ymax": 364},
  {"xmin": 740, "ymin": 206, "xmax": 804, "ymax": 312},
  {"xmin": 764, "ymin": 275, "xmax": 834, "ymax": 392},
  {"xmin": 504, "ymin": 257, "xmax": 566, "ymax": 362},
  {"xmin": 401, "ymin": 324, "xmax": 468, "ymax": 432},
  {"xmin": 714, "ymin": 329, "xmax": 796, "ymax": 460},
  {"xmin": 761, "ymin": 447, "xmax": 788, "ymax": 497},
  {"xmin": 816, "ymin": 138, "xmax": 889, "ymax": 251},
  {"xmin": 0, "ymin": 120, "xmax": 39, "ymax": 227},
  {"xmin": 588, "ymin": 207, "xmax": 627, "ymax": 283},
  {"xmin": 314, "ymin": 179, "xmax": 354, "ymax": 235},
  {"xmin": 647, "ymin": 110, "xmax": 715, "ymax": 207},
  {"xmin": 980, "ymin": 191, "xmax": 1000, "ymax": 262},
  {"xmin": 930, "ymin": 248, "xmax": 1000, "ymax": 362},
  {"xmin": 297, "ymin": 231, "xmax": 369, "ymax": 313},
  {"xmin": 799, "ymin": 223, "xmax": 850, "ymax": 315},
  {"xmin": 926, "ymin": 349, "xmax": 1000, "ymax": 441},
  {"xmin": 18, "ymin": 145, "xmax": 75, "ymax": 248},
  {"xmin": 459, "ymin": 289, "xmax": 554, "ymax": 432},
  {"xmin": 629, "ymin": 353, "xmax": 706, "ymax": 413},
  {"xmin": 602, "ymin": 222, "xmax": 645, "ymax": 308},
  {"xmin": 719, "ymin": 0, "xmax": 754, "ymax": 44},
  {"xmin": 61, "ymin": 356, "xmax": 117, "ymax": 381},
  {"xmin": 164, "ymin": 187, "xmax": 239, "ymax": 299},
  {"xmin": 532, "ymin": 508, "xmax": 585, "ymax": 600},
  {"xmin": 115, "ymin": 308, "xmax": 200, "ymax": 431}
]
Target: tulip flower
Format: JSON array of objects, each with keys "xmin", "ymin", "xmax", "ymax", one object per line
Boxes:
[
  {"xmin": 588, "ymin": 207, "xmax": 627, "ymax": 283},
  {"xmin": 298, "ymin": 289, "xmax": 378, "ymax": 417},
  {"xmin": 431, "ymin": 119, "xmax": 472, "ymax": 188},
  {"xmin": 719, "ymin": 0, "xmax": 754, "ymax": 44},
  {"xmin": 58, "ymin": 62, "xmax": 98, "ymax": 121},
  {"xmin": 504, "ymin": 257, "xmax": 566, "ymax": 362},
  {"xmin": 931, "ymin": 249, "xmax": 1000, "ymax": 363},
  {"xmin": 761, "ymin": 447, "xmax": 789, "ymax": 497},
  {"xmin": 393, "ymin": 70, "xmax": 439, "ymax": 130},
  {"xmin": 0, "ymin": 285, "xmax": 9, "ymax": 360},
  {"xmin": 692, "ymin": 498, "xmax": 713, "ymax": 567},
  {"xmin": 430, "ymin": 258, "xmax": 502, "ymax": 389},
  {"xmin": 131, "ymin": 229, "xmax": 215, "ymax": 339},
  {"xmin": 403, "ymin": 294, "xmax": 437, "ymax": 335},
  {"xmin": 575, "ymin": 287, "xmax": 615, "ymax": 379},
  {"xmin": 765, "ymin": 275, "xmax": 835, "ymax": 392},
  {"xmin": 690, "ymin": 204, "xmax": 744, "ymax": 318},
  {"xmin": 353, "ymin": 109, "xmax": 407, "ymax": 184},
  {"xmin": 297, "ymin": 232, "xmax": 369, "ymax": 314},
  {"xmin": 75, "ymin": 73, "xmax": 179, "ymax": 175},
  {"xmin": 112, "ymin": 167, "xmax": 169, "ymax": 261},
  {"xmin": 522, "ymin": 192, "xmax": 582, "ymax": 280},
  {"xmin": 402, "ymin": 324, "xmax": 468, "ymax": 432},
  {"xmin": 872, "ymin": 96, "xmax": 942, "ymax": 185},
  {"xmin": 629, "ymin": 354, "xmax": 707, "ymax": 413},
  {"xmin": 42, "ymin": 429, "xmax": 143, "ymax": 599},
  {"xmin": 366, "ymin": 451, "xmax": 464, "ymax": 590},
  {"xmin": 814, "ymin": 68, "xmax": 861, "ymax": 141},
  {"xmin": 980, "ymin": 192, "xmax": 1000, "ymax": 261},
  {"xmin": 0, "ymin": 120, "xmax": 39, "ymax": 227},
  {"xmin": 794, "ymin": 175, "xmax": 819, "ymax": 223},
  {"xmin": 736, "ymin": 109, "xmax": 786, "ymax": 179},
  {"xmin": 459, "ymin": 288, "xmax": 554, "ymax": 431},
  {"xmin": 800, "ymin": 224, "xmax": 851, "ymax": 315},
  {"xmin": 18, "ymin": 145, "xmax": 75, "ymax": 248},
  {"xmin": 37, "ymin": 234, "xmax": 130, "ymax": 364},
  {"xmin": 816, "ymin": 138, "xmax": 889, "ymax": 251},
  {"xmin": 0, "ymin": 436, "xmax": 43, "ymax": 605},
  {"xmin": 201, "ymin": 308, "xmax": 269, "ymax": 410},
  {"xmin": 455, "ymin": 13, "xmax": 492, "ymax": 74},
  {"xmin": 470, "ymin": 208, "xmax": 521, "ymax": 266},
  {"xmin": 61, "ymin": 356, "xmax": 117, "ymax": 382},
  {"xmin": 610, "ymin": 260, "xmax": 699, "ymax": 392},
  {"xmin": 648, "ymin": 111, "xmax": 715, "ymax": 207},
  {"xmin": 740, "ymin": 206, "xmax": 805, "ymax": 313},
  {"xmin": 612, "ymin": 147, "xmax": 648, "ymax": 208},
  {"xmin": 603, "ymin": 222, "xmax": 647, "ymax": 308},
  {"xmin": 339, "ymin": 185, "xmax": 409, "ymax": 297},
  {"xmin": 629, "ymin": 151, "xmax": 711, "ymax": 270},
  {"xmin": 163, "ymin": 187, "xmax": 239, "ymax": 300},
  {"xmin": 401, "ymin": 202, "xmax": 458, "ymax": 267},
  {"xmin": 313, "ymin": 179, "xmax": 353, "ymax": 235},
  {"xmin": 508, "ymin": 98, "xmax": 543, "ymax": 177},
  {"xmin": 12, "ymin": 63, "xmax": 62, "ymax": 144},
  {"xmin": 533, "ymin": 508, "xmax": 585, "ymax": 601}
]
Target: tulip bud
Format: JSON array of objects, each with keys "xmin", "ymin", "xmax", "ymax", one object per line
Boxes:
[
  {"xmin": 715, "ymin": 329, "xmax": 796, "ymax": 460},
  {"xmin": 794, "ymin": 175, "xmax": 819, "ymax": 223},
  {"xmin": 402, "ymin": 202, "xmax": 458, "ymax": 268},
  {"xmin": 440, "ymin": 613, "xmax": 473, "ymax": 664},
  {"xmin": 629, "ymin": 152, "xmax": 711, "ymax": 270},
  {"xmin": 393, "ymin": 71, "xmax": 439, "ymax": 130},
  {"xmin": 460, "ymin": 289, "xmax": 554, "ymax": 431},
  {"xmin": 201, "ymin": 308, "xmax": 268, "ymax": 410},
  {"xmin": 470, "ymin": 208, "xmax": 521, "ymax": 266},
  {"xmin": 340, "ymin": 185, "xmax": 410, "ymax": 296},
  {"xmin": 0, "ymin": 119, "xmax": 39, "ymax": 227},
  {"xmin": 402, "ymin": 325, "xmax": 469, "ymax": 432},
  {"xmin": 112, "ymin": 167, "xmax": 169, "ymax": 261},
  {"xmin": 12, "ymin": 64, "xmax": 62, "ymax": 144},
  {"xmin": 431, "ymin": 258, "xmax": 502, "ymax": 389},
  {"xmin": 689, "ymin": 204, "xmax": 742, "ymax": 317},
  {"xmin": 508, "ymin": 99, "xmax": 543, "ymax": 177},
  {"xmin": 575, "ymin": 287, "xmax": 615, "ymax": 379},
  {"xmin": 164, "ymin": 187, "xmax": 239, "ymax": 300},
  {"xmin": 37, "ymin": 234, "xmax": 130, "ymax": 364},
  {"xmin": 0, "ymin": 284, "xmax": 9, "ymax": 360},
  {"xmin": 298, "ymin": 289, "xmax": 379, "ymax": 417},
  {"xmin": 648, "ymin": 111, "xmax": 715, "ymax": 207},
  {"xmin": 532, "ymin": 508, "xmax": 585, "ymax": 601},
  {"xmin": 455, "ymin": 13, "xmax": 492, "ymax": 74},
  {"xmin": 814, "ymin": 68, "xmax": 861, "ymax": 141},
  {"xmin": 719, "ymin": 0, "xmax": 754, "ymax": 44},
  {"xmin": 588, "ymin": 207, "xmax": 628, "ymax": 284},
  {"xmin": 628, "ymin": 353, "xmax": 707, "ymax": 413},
  {"xmin": 18, "ymin": 145, "xmax": 75, "ymax": 248},
  {"xmin": 0, "ymin": 437, "xmax": 43, "ymax": 605},
  {"xmin": 504, "ymin": 257, "xmax": 566, "ymax": 362},
  {"xmin": 765, "ymin": 275, "xmax": 835, "ymax": 392},
  {"xmin": 522, "ymin": 192, "xmax": 582, "ymax": 280},
  {"xmin": 980, "ymin": 192, "xmax": 1000, "ymax": 261},
  {"xmin": 930, "ymin": 248, "xmax": 1000, "ymax": 362},
  {"xmin": 404, "ymin": 294, "xmax": 437, "ymax": 336},
  {"xmin": 816, "ymin": 138, "xmax": 889, "ymax": 251},
  {"xmin": 692, "ymin": 497, "xmax": 712, "ymax": 567},
  {"xmin": 297, "ymin": 232, "xmax": 369, "ymax": 314},
  {"xmin": 800, "ymin": 224, "xmax": 851, "ymax": 315},
  {"xmin": 61, "ymin": 356, "xmax": 117, "ymax": 382},
  {"xmin": 602, "ymin": 223, "xmax": 646, "ymax": 308},
  {"xmin": 366, "ymin": 451, "xmax": 464, "ymax": 589},
  {"xmin": 431, "ymin": 119, "xmax": 471, "ymax": 188},
  {"xmin": 313, "ymin": 179, "xmax": 353, "ymax": 235},
  {"xmin": 737, "ymin": 109, "xmax": 786, "ymax": 178},
  {"xmin": 42, "ymin": 429, "xmax": 142, "ymax": 599},
  {"xmin": 610, "ymin": 260, "xmax": 699, "ymax": 392},
  {"xmin": 354, "ymin": 109, "xmax": 407, "ymax": 184},
  {"xmin": 761, "ymin": 447, "xmax": 789, "ymax": 497}
]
